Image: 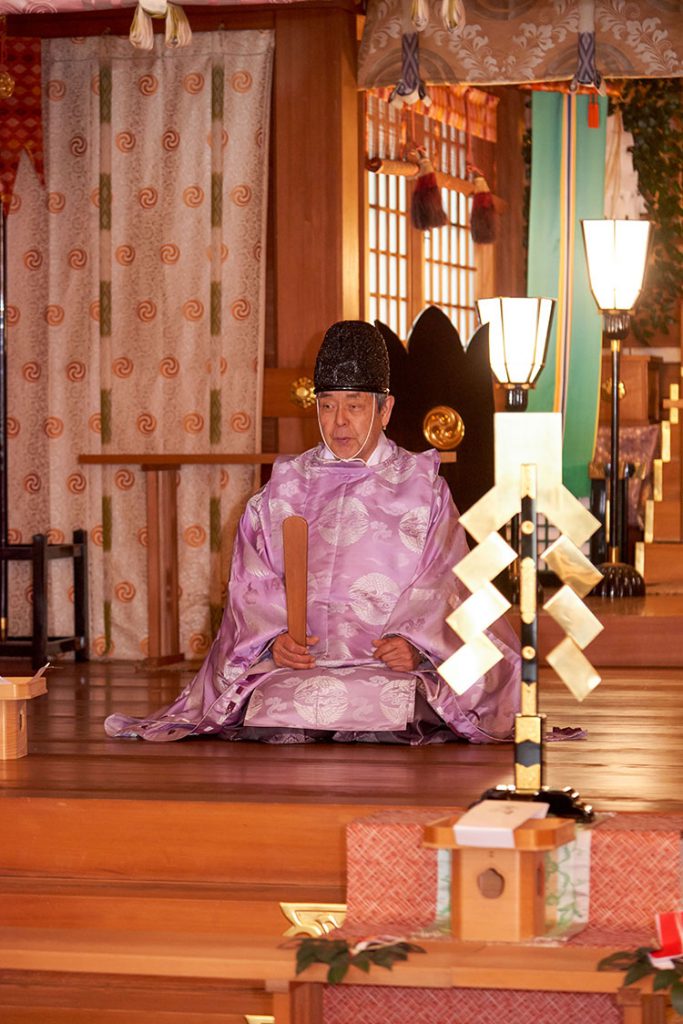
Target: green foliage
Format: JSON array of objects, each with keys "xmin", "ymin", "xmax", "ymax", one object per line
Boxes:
[
  {"xmin": 294, "ymin": 936, "xmax": 425, "ymax": 984},
  {"xmin": 614, "ymin": 79, "xmax": 683, "ymax": 344},
  {"xmin": 598, "ymin": 945, "xmax": 683, "ymax": 1017}
]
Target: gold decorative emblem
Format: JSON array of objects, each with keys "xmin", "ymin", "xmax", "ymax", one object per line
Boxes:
[
  {"xmin": 422, "ymin": 405, "xmax": 465, "ymax": 451},
  {"xmin": 290, "ymin": 376, "xmax": 316, "ymax": 410},
  {"xmin": 600, "ymin": 377, "xmax": 625, "ymax": 401},
  {"xmin": 245, "ymin": 1017, "xmax": 275, "ymax": 1024},
  {"xmin": 279, "ymin": 901, "xmax": 347, "ymax": 937},
  {"xmin": 0, "ymin": 68, "xmax": 15, "ymax": 100}
]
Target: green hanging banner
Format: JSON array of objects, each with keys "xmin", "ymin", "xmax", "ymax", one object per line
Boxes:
[{"xmin": 527, "ymin": 91, "xmax": 607, "ymax": 498}]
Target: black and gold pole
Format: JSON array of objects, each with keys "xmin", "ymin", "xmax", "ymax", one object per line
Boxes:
[{"xmin": 515, "ymin": 463, "xmax": 543, "ymax": 793}]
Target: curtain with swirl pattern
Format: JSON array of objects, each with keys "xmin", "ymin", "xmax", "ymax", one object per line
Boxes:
[{"xmin": 7, "ymin": 31, "xmax": 274, "ymax": 660}]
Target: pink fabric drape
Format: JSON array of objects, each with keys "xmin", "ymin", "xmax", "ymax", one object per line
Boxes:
[{"xmin": 7, "ymin": 30, "xmax": 273, "ymax": 658}]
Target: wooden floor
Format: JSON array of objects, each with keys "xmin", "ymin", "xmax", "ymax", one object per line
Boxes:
[{"xmin": 2, "ymin": 650, "xmax": 682, "ymax": 814}]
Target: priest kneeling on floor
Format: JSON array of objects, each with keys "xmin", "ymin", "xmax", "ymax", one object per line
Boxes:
[{"xmin": 105, "ymin": 320, "xmax": 520, "ymax": 745}]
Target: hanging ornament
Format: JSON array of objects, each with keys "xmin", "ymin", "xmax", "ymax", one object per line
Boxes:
[
  {"xmin": 470, "ymin": 172, "xmax": 496, "ymax": 244},
  {"xmin": 0, "ymin": 16, "xmax": 15, "ymax": 98},
  {"xmin": 410, "ymin": 0, "xmax": 429, "ymax": 32},
  {"xmin": 389, "ymin": 33, "xmax": 430, "ymax": 109},
  {"xmin": 129, "ymin": 0, "xmax": 192, "ymax": 51},
  {"xmin": 440, "ymin": 0, "xmax": 464, "ymax": 31},
  {"xmin": 411, "ymin": 149, "xmax": 448, "ymax": 231}
]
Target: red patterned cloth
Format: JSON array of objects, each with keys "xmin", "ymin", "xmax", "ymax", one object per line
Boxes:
[
  {"xmin": 0, "ymin": 37, "xmax": 44, "ymax": 207},
  {"xmin": 324, "ymin": 986, "xmax": 620, "ymax": 1024}
]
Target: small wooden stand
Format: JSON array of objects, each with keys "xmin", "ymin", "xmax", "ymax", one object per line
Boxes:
[
  {"xmin": 0, "ymin": 674, "xmax": 48, "ymax": 759},
  {"xmin": 424, "ymin": 814, "xmax": 575, "ymax": 943}
]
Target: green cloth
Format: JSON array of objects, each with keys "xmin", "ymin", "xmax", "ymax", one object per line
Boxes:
[{"xmin": 527, "ymin": 91, "xmax": 607, "ymax": 498}]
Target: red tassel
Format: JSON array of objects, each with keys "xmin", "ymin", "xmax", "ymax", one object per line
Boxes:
[
  {"xmin": 588, "ymin": 93, "xmax": 600, "ymax": 128},
  {"xmin": 411, "ymin": 155, "xmax": 448, "ymax": 231},
  {"xmin": 470, "ymin": 174, "xmax": 496, "ymax": 244}
]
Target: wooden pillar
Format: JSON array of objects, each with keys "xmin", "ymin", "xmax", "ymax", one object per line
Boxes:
[
  {"xmin": 273, "ymin": 4, "xmax": 361, "ymax": 452},
  {"xmin": 143, "ymin": 465, "xmax": 182, "ymax": 666}
]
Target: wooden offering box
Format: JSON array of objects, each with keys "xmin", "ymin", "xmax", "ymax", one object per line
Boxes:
[
  {"xmin": 424, "ymin": 814, "xmax": 576, "ymax": 943},
  {"xmin": 0, "ymin": 674, "xmax": 48, "ymax": 759}
]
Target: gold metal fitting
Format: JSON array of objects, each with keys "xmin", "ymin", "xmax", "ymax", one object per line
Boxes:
[
  {"xmin": 601, "ymin": 377, "xmax": 626, "ymax": 401},
  {"xmin": 521, "ymin": 645, "xmax": 536, "ymax": 660},
  {"xmin": 422, "ymin": 405, "xmax": 465, "ymax": 451},
  {"xmin": 521, "ymin": 519, "xmax": 535, "ymax": 535},
  {"xmin": 290, "ymin": 376, "xmax": 316, "ymax": 410}
]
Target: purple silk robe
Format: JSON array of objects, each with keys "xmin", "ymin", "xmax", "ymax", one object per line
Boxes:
[{"xmin": 105, "ymin": 441, "xmax": 520, "ymax": 744}]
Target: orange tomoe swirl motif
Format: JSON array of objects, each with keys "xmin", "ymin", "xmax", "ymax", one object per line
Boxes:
[
  {"xmin": 23, "ymin": 248, "xmax": 43, "ymax": 270},
  {"xmin": 6, "ymin": 416, "xmax": 19, "ymax": 438},
  {"xmin": 112, "ymin": 356, "xmax": 134, "ymax": 378},
  {"xmin": 139, "ymin": 636, "xmax": 149, "ymax": 657},
  {"xmin": 7, "ymin": 306, "xmax": 19, "ymax": 326},
  {"xmin": 114, "ymin": 469, "xmax": 136, "ymax": 490},
  {"xmin": 114, "ymin": 581, "xmax": 136, "ymax": 603},
  {"xmin": 67, "ymin": 585, "xmax": 75, "ymax": 604},
  {"xmin": 255, "ymin": 126, "xmax": 265, "ymax": 149},
  {"xmin": 91, "ymin": 73, "xmax": 100, "ymax": 95},
  {"xmin": 70, "ymin": 134, "xmax": 87, "ymax": 157},
  {"xmin": 220, "ymin": 469, "xmax": 230, "ymax": 489},
  {"xmin": 182, "ymin": 412, "xmax": 204, "ymax": 434},
  {"xmin": 90, "ymin": 525, "xmax": 104, "ymax": 547},
  {"xmin": 231, "ymin": 70, "xmax": 253, "ymax": 92},
  {"xmin": 183, "ymin": 185, "xmax": 204, "ymax": 208},
  {"xmin": 230, "ymin": 298, "xmax": 250, "ymax": 321},
  {"xmin": 183, "ymin": 72, "xmax": 204, "ymax": 94},
  {"xmin": 93, "ymin": 636, "xmax": 112, "ymax": 657},
  {"xmin": 45, "ymin": 305, "xmax": 65, "ymax": 326},
  {"xmin": 47, "ymin": 79, "xmax": 66, "ymax": 101},
  {"xmin": 137, "ymin": 527, "xmax": 148, "ymax": 547},
  {"xmin": 138, "ymin": 74, "xmax": 158, "ymax": 96},
  {"xmin": 231, "ymin": 411, "xmax": 251, "ymax": 433},
  {"xmin": 138, "ymin": 187, "xmax": 158, "ymax": 209},
  {"xmin": 137, "ymin": 412, "xmax": 157, "ymax": 435},
  {"xmin": 68, "ymin": 247, "xmax": 88, "ymax": 269},
  {"xmin": 90, "ymin": 188, "xmax": 100, "ymax": 208},
  {"xmin": 44, "ymin": 417, "xmax": 65, "ymax": 439},
  {"xmin": 46, "ymin": 528, "xmax": 65, "ymax": 544},
  {"xmin": 115, "ymin": 245, "xmax": 135, "ymax": 266},
  {"xmin": 25, "ymin": 584, "xmax": 34, "ymax": 605},
  {"xmin": 7, "ymin": 529, "xmax": 22, "ymax": 544},
  {"xmin": 207, "ymin": 128, "xmax": 229, "ymax": 150},
  {"xmin": 24, "ymin": 473, "xmax": 41, "ymax": 494},
  {"xmin": 160, "ymin": 243, "xmax": 180, "ymax": 264},
  {"xmin": 205, "ymin": 243, "xmax": 228, "ymax": 262},
  {"xmin": 116, "ymin": 131, "xmax": 136, "ymax": 153},
  {"xmin": 159, "ymin": 356, "xmax": 179, "ymax": 378},
  {"xmin": 162, "ymin": 129, "xmax": 180, "ymax": 151},
  {"xmin": 22, "ymin": 361, "xmax": 40, "ymax": 382},
  {"xmin": 253, "ymin": 241, "xmax": 262, "ymax": 262},
  {"xmin": 47, "ymin": 192, "xmax": 66, "ymax": 213},
  {"xmin": 183, "ymin": 524, "xmax": 206, "ymax": 548},
  {"xmin": 230, "ymin": 184, "xmax": 252, "ymax": 207},
  {"xmin": 189, "ymin": 632, "xmax": 210, "ymax": 655},
  {"xmin": 89, "ymin": 300, "xmax": 100, "ymax": 322},
  {"xmin": 137, "ymin": 300, "xmax": 157, "ymax": 323},
  {"xmin": 182, "ymin": 299, "xmax": 203, "ymax": 322},
  {"xmin": 66, "ymin": 360, "xmax": 86, "ymax": 382},
  {"xmin": 9, "ymin": 194, "xmax": 21, "ymax": 214},
  {"xmin": 88, "ymin": 413, "xmax": 101, "ymax": 434},
  {"xmin": 67, "ymin": 472, "xmax": 87, "ymax": 494}
]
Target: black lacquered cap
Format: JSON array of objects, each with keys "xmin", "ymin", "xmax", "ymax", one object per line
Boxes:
[{"xmin": 314, "ymin": 320, "xmax": 390, "ymax": 394}]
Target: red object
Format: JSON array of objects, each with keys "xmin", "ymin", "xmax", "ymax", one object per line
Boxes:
[
  {"xmin": 588, "ymin": 94, "xmax": 600, "ymax": 128},
  {"xmin": 470, "ymin": 174, "xmax": 495, "ymax": 243},
  {"xmin": 411, "ymin": 155, "xmax": 448, "ymax": 231},
  {"xmin": 0, "ymin": 37, "xmax": 44, "ymax": 210}
]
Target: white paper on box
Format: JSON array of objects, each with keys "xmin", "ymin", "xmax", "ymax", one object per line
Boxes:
[{"xmin": 453, "ymin": 799, "xmax": 550, "ymax": 849}]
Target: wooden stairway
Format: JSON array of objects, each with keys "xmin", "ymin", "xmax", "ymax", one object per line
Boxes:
[{"xmin": 636, "ymin": 373, "xmax": 683, "ymax": 591}]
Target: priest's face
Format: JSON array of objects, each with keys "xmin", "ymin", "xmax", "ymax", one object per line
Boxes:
[{"xmin": 317, "ymin": 391, "xmax": 394, "ymax": 462}]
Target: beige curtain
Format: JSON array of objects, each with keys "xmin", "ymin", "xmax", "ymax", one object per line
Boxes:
[{"xmin": 7, "ymin": 30, "xmax": 274, "ymax": 659}]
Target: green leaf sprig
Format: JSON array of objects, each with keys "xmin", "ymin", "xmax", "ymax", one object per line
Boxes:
[
  {"xmin": 294, "ymin": 936, "xmax": 426, "ymax": 985},
  {"xmin": 598, "ymin": 946, "xmax": 683, "ymax": 1016}
]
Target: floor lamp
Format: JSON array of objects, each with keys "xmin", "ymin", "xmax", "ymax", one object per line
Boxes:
[{"xmin": 581, "ymin": 219, "xmax": 652, "ymax": 597}]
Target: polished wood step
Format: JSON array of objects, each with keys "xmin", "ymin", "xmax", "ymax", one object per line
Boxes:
[
  {"xmin": 638, "ymin": 542, "xmax": 683, "ymax": 592},
  {"xmin": 650, "ymin": 498, "xmax": 681, "ymax": 542},
  {"xmin": 0, "ymin": 877, "xmax": 341, "ymax": 938}
]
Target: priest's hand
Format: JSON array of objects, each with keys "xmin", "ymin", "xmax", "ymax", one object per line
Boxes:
[
  {"xmin": 272, "ymin": 632, "xmax": 319, "ymax": 669},
  {"xmin": 372, "ymin": 636, "xmax": 420, "ymax": 672}
]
